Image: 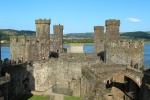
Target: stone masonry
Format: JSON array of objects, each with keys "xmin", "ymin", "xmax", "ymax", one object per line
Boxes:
[
  {"xmin": 10, "ymin": 19, "xmax": 63, "ymax": 63},
  {"xmin": 50, "ymin": 25, "xmax": 64, "ymax": 53},
  {"xmin": 94, "ymin": 26, "xmax": 105, "ymax": 53},
  {"xmin": 1, "ymin": 18, "xmax": 150, "ymax": 100},
  {"xmin": 105, "ymin": 19, "xmax": 120, "ymax": 40},
  {"xmin": 35, "ymin": 19, "xmax": 50, "ymax": 40}
]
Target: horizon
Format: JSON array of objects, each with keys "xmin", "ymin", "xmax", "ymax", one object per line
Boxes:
[
  {"xmin": 1, "ymin": 28, "xmax": 150, "ymax": 34},
  {"xmin": 0, "ymin": 0, "xmax": 150, "ymax": 33}
]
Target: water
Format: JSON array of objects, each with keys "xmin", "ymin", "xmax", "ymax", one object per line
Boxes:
[
  {"xmin": 1, "ymin": 44, "xmax": 150, "ymax": 68},
  {"xmin": 1, "ymin": 46, "xmax": 10, "ymax": 60}
]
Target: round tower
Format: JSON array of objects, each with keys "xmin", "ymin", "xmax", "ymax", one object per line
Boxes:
[
  {"xmin": 35, "ymin": 19, "xmax": 51, "ymax": 40},
  {"xmin": 105, "ymin": 19, "xmax": 120, "ymax": 40}
]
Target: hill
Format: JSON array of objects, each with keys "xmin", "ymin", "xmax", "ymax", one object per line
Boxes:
[
  {"xmin": 65, "ymin": 31, "xmax": 150, "ymax": 41},
  {"xmin": 0, "ymin": 29, "xmax": 35, "ymax": 40},
  {"xmin": 0, "ymin": 29, "xmax": 150, "ymax": 42},
  {"xmin": 64, "ymin": 32, "xmax": 94, "ymax": 38},
  {"xmin": 120, "ymin": 31, "xmax": 150, "ymax": 40}
]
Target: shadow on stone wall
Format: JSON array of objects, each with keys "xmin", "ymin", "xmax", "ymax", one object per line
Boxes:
[
  {"xmin": 49, "ymin": 51, "xmax": 59, "ymax": 58},
  {"xmin": 1, "ymin": 60, "xmax": 35, "ymax": 100},
  {"xmin": 97, "ymin": 51, "xmax": 105, "ymax": 62},
  {"xmin": 141, "ymin": 69, "xmax": 150, "ymax": 100},
  {"xmin": 110, "ymin": 77, "xmax": 141, "ymax": 100}
]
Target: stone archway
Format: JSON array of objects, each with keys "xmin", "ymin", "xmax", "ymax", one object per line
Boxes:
[
  {"xmin": 23, "ymin": 78, "xmax": 30, "ymax": 93},
  {"xmin": 107, "ymin": 73, "xmax": 141, "ymax": 100},
  {"xmin": 124, "ymin": 76, "xmax": 140, "ymax": 100}
]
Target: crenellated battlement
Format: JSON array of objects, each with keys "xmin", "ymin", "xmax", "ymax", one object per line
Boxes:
[
  {"xmin": 105, "ymin": 19, "xmax": 120, "ymax": 26},
  {"xmin": 106, "ymin": 39, "xmax": 144, "ymax": 48},
  {"xmin": 35, "ymin": 19, "xmax": 51, "ymax": 25},
  {"xmin": 53, "ymin": 24, "xmax": 64, "ymax": 30},
  {"xmin": 94, "ymin": 26, "xmax": 104, "ymax": 30}
]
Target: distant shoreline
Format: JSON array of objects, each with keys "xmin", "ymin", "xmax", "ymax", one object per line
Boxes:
[
  {"xmin": 1, "ymin": 43, "xmax": 94, "ymax": 47},
  {"xmin": 1, "ymin": 43, "xmax": 10, "ymax": 46},
  {"xmin": 1, "ymin": 42, "xmax": 150, "ymax": 47}
]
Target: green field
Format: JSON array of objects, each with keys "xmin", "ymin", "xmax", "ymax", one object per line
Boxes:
[
  {"xmin": 19, "ymin": 94, "xmax": 49, "ymax": 100},
  {"xmin": 64, "ymin": 96, "xmax": 81, "ymax": 100}
]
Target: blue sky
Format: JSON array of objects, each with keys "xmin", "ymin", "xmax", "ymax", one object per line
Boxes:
[{"xmin": 0, "ymin": 0, "xmax": 149, "ymax": 33}]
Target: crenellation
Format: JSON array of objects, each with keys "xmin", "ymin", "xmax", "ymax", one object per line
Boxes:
[
  {"xmin": 53, "ymin": 24, "xmax": 64, "ymax": 30},
  {"xmin": 94, "ymin": 26, "xmax": 104, "ymax": 30},
  {"xmin": 35, "ymin": 19, "xmax": 51, "ymax": 25},
  {"xmin": 36, "ymin": 19, "xmax": 50, "ymax": 40},
  {"xmin": 105, "ymin": 19, "xmax": 120, "ymax": 26},
  {"xmin": 106, "ymin": 39, "xmax": 144, "ymax": 48}
]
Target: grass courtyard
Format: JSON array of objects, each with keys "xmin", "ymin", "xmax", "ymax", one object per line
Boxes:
[
  {"xmin": 19, "ymin": 94, "xmax": 49, "ymax": 100},
  {"xmin": 64, "ymin": 96, "xmax": 81, "ymax": 100},
  {"xmin": 20, "ymin": 94, "xmax": 81, "ymax": 100}
]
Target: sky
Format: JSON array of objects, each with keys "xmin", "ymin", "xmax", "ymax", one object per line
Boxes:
[{"xmin": 0, "ymin": 0, "xmax": 150, "ymax": 33}]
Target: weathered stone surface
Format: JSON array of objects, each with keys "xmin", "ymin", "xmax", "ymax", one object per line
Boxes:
[
  {"xmin": 2, "ymin": 18, "xmax": 150, "ymax": 100},
  {"xmin": 50, "ymin": 24, "xmax": 63, "ymax": 53},
  {"xmin": 105, "ymin": 19, "xmax": 120, "ymax": 40},
  {"xmin": 67, "ymin": 44, "xmax": 84, "ymax": 53},
  {"xmin": 94, "ymin": 26, "xmax": 105, "ymax": 53}
]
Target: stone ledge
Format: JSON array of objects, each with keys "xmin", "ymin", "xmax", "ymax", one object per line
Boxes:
[{"xmin": 0, "ymin": 76, "xmax": 10, "ymax": 85}]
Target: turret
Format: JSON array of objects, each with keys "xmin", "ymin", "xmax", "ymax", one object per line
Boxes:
[
  {"xmin": 94, "ymin": 26, "xmax": 104, "ymax": 53},
  {"xmin": 53, "ymin": 24, "xmax": 64, "ymax": 53},
  {"xmin": 105, "ymin": 19, "xmax": 120, "ymax": 40},
  {"xmin": 35, "ymin": 19, "xmax": 50, "ymax": 40}
]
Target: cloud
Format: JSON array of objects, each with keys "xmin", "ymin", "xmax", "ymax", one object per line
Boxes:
[{"xmin": 125, "ymin": 18, "xmax": 141, "ymax": 22}]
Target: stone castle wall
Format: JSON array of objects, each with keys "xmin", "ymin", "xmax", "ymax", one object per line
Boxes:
[
  {"xmin": 32, "ymin": 59, "xmax": 84, "ymax": 97},
  {"xmin": 105, "ymin": 39, "xmax": 144, "ymax": 70},
  {"xmin": 94, "ymin": 19, "xmax": 144, "ymax": 71},
  {"xmin": 10, "ymin": 19, "xmax": 64, "ymax": 62},
  {"xmin": 7, "ymin": 18, "xmax": 147, "ymax": 100},
  {"xmin": 10, "ymin": 36, "xmax": 50, "ymax": 62}
]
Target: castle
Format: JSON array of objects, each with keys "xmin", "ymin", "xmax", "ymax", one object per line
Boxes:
[{"xmin": 0, "ymin": 19, "xmax": 150, "ymax": 100}]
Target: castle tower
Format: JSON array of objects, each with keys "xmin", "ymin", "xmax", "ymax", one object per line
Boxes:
[
  {"xmin": 35, "ymin": 19, "xmax": 50, "ymax": 40},
  {"xmin": 105, "ymin": 19, "xmax": 120, "ymax": 40},
  {"xmin": 94, "ymin": 26, "xmax": 104, "ymax": 53},
  {"xmin": 53, "ymin": 24, "xmax": 64, "ymax": 53}
]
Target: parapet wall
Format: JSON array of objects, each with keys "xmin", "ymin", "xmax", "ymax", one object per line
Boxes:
[{"xmin": 105, "ymin": 39, "xmax": 144, "ymax": 48}]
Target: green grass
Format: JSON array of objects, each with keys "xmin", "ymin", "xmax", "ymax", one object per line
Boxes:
[
  {"xmin": 64, "ymin": 96, "xmax": 81, "ymax": 100},
  {"xmin": 19, "ymin": 94, "xmax": 49, "ymax": 100}
]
